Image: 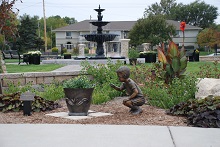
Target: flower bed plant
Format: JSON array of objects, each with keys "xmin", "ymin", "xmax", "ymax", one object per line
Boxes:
[
  {"xmin": 27, "ymin": 51, "xmax": 42, "ymax": 55},
  {"xmin": 167, "ymin": 95, "xmax": 220, "ymax": 128},
  {"xmin": 63, "ymin": 76, "xmax": 94, "ymax": 89},
  {"xmin": 0, "ymin": 92, "xmax": 59, "ymax": 112}
]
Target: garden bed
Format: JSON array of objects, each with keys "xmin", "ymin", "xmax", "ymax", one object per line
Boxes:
[{"xmin": 0, "ymin": 97, "xmax": 187, "ymax": 126}]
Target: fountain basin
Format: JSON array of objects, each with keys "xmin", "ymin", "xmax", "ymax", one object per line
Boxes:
[
  {"xmin": 82, "ymin": 34, "xmax": 118, "ymax": 42},
  {"xmin": 91, "ymin": 21, "xmax": 109, "ymax": 27}
]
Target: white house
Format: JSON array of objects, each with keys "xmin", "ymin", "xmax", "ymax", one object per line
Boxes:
[{"xmin": 53, "ymin": 20, "xmax": 202, "ymax": 53}]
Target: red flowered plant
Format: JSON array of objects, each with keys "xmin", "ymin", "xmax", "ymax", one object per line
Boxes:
[
  {"xmin": 180, "ymin": 21, "xmax": 186, "ymax": 32},
  {"xmin": 180, "ymin": 21, "xmax": 186, "ymax": 46}
]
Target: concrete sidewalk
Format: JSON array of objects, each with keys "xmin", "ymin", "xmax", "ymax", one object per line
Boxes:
[{"xmin": 0, "ymin": 124, "xmax": 219, "ymax": 147}]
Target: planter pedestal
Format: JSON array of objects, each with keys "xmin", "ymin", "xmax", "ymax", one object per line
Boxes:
[
  {"xmin": 64, "ymin": 88, "xmax": 94, "ymax": 116},
  {"xmin": 32, "ymin": 55, "xmax": 41, "ymax": 64},
  {"xmin": 194, "ymin": 53, "xmax": 199, "ymax": 62},
  {"xmin": 64, "ymin": 54, "xmax": 71, "ymax": 59},
  {"xmin": 140, "ymin": 53, "xmax": 156, "ymax": 63},
  {"xmin": 129, "ymin": 58, "xmax": 137, "ymax": 65}
]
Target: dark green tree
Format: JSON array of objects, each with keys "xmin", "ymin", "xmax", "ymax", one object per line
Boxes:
[
  {"xmin": 16, "ymin": 15, "xmax": 44, "ymax": 52},
  {"xmin": 38, "ymin": 15, "xmax": 69, "ymax": 48},
  {"xmin": 144, "ymin": 0, "xmax": 178, "ymax": 18},
  {"xmin": 144, "ymin": 0, "xmax": 218, "ymax": 28},
  {"xmin": 128, "ymin": 15, "xmax": 176, "ymax": 47},
  {"xmin": 173, "ymin": 0, "xmax": 218, "ymax": 28},
  {"xmin": 63, "ymin": 16, "xmax": 77, "ymax": 24}
]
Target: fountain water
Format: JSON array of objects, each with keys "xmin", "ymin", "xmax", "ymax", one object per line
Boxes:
[{"xmin": 82, "ymin": 5, "xmax": 119, "ymax": 58}]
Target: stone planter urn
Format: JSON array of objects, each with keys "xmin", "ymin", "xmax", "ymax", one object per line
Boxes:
[
  {"xmin": 64, "ymin": 88, "xmax": 94, "ymax": 116},
  {"xmin": 129, "ymin": 58, "xmax": 137, "ymax": 65},
  {"xmin": 63, "ymin": 76, "xmax": 94, "ymax": 116}
]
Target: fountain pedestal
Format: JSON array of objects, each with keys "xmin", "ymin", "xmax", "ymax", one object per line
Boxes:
[
  {"xmin": 78, "ymin": 44, "xmax": 85, "ymax": 57},
  {"xmin": 120, "ymin": 39, "xmax": 130, "ymax": 58}
]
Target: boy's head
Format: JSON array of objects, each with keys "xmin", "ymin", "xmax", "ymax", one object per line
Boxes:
[{"xmin": 116, "ymin": 66, "xmax": 130, "ymax": 80}]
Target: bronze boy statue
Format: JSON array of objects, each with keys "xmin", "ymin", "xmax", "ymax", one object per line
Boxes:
[{"xmin": 110, "ymin": 66, "xmax": 145, "ymax": 115}]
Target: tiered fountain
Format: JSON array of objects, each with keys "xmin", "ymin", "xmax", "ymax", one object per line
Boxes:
[{"xmin": 82, "ymin": 5, "xmax": 118, "ymax": 58}]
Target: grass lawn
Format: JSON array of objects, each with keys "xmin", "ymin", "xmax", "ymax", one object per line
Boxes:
[
  {"xmin": 3, "ymin": 59, "xmax": 64, "ymax": 73},
  {"xmin": 186, "ymin": 61, "xmax": 220, "ymax": 73},
  {"xmin": 199, "ymin": 51, "xmax": 212, "ymax": 56},
  {"xmin": 3, "ymin": 59, "xmax": 219, "ymax": 74},
  {"xmin": 6, "ymin": 64, "xmax": 64, "ymax": 73},
  {"xmin": 4, "ymin": 59, "xmax": 20, "ymax": 63}
]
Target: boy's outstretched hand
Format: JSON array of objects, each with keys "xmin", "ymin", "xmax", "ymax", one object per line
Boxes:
[{"xmin": 110, "ymin": 83, "xmax": 116, "ymax": 88}]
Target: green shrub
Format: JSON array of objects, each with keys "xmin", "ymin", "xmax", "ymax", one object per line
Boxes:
[
  {"xmin": 81, "ymin": 59, "xmax": 123, "ymax": 85},
  {"xmin": 143, "ymin": 75, "xmax": 198, "ymax": 109},
  {"xmin": 4, "ymin": 80, "xmax": 33, "ymax": 94},
  {"xmin": 36, "ymin": 83, "xmax": 64, "ymax": 101},
  {"xmin": 84, "ymin": 47, "xmax": 89, "ymax": 54},
  {"xmin": 128, "ymin": 47, "xmax": 139, "ymax": 59},
  {"xmin": 92, "ymin": 82, "xmax": 122, "ymax": 104},
  {"xmin": 4, "ymin": 79, "xmax": 64, "ymax": 101},
  {"xmin": 80, "ymin": 59, "xmax": 124, "ymax": 104},
  {"xmin": 62, "ymin": 48, "xmax": 67, "ymax": 53},
  {"xmin": 51, "ymin": 47, "xmax": 58, "ymax": 53},
  {"xmin": 73, "ymin": 47, "xmax": 79, "ymax": 56}
]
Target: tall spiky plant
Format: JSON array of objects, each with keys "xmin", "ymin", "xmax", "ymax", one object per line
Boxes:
[
  {"xmin": 155, "ymin": 21, "xmax": 187, "ymax": 84},
  {"xmin": 157, "ymin": 41, "xmax": 188, "ymax": 84}
]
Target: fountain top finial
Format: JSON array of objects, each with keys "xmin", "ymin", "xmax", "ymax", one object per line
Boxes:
[{"xmin": 94, "ymin": 5, "xmax": 105, "ymax": 13}]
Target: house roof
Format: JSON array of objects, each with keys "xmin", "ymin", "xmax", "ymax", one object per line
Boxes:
[
  {"xmin": 53, "ymin": 19, "xmax": 202, "ymax": 32},
  {"xmin": 166, "ymin": 20, "xmax": 202, "ymax": 30}
]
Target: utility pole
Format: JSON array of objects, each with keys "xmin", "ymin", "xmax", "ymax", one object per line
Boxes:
[
  {"xmin": 90, "ymin": 15, "xmax": 92, "ymax": 33},
  {"xmin": 43, "ymin": 0, "xmax": 47, "ymax": 52},
  {"xmin": 51, "ymin": 26, "xmax": 52, "ymax": 48},
  {"xmin": 38, "ymin": 21, "xmax": 40, "ymax": 37}
]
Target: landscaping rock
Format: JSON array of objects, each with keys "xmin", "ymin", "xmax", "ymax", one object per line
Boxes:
[{"xmin": 195, "ymin": 78, "xmax": 220, "ymax": 99}]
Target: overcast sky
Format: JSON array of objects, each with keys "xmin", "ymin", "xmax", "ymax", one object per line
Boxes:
[{"xmin": 14, "ymin": 0, "xmax": 220, "ymax": 24}]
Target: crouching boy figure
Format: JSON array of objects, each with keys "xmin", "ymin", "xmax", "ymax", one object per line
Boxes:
[{"xmin": 110, "ymin": 66, "xmax": 145, "ymax": 115}]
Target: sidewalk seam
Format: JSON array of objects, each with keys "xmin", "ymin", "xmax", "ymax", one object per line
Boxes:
[{"xmin": 167, "ymin": 126, "xmax": 176, "ymax": 147}]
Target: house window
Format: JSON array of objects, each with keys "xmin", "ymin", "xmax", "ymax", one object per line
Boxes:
[
  {"xmin": 123, "ymin": 31, "xmax": 128, "ymax": 39},
  {"xmin": 113, "ymin": 43, "xmax": 118, "ymax": 52},
  {"xmin": 66, "ymin": 32, "xmax": 72, "ymax": 39},
  {"xmin": 66, "ymin": 32, "xmax": 71, "ymax": 36},
  {"xmin": 66, "ymin": 42, "xmax": 73, "ymax": 49}
]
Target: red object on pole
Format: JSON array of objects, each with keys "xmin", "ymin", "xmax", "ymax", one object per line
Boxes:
[{"xmin": 180, "ymin": 21, "xmax": 186, "ymax": 32}]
